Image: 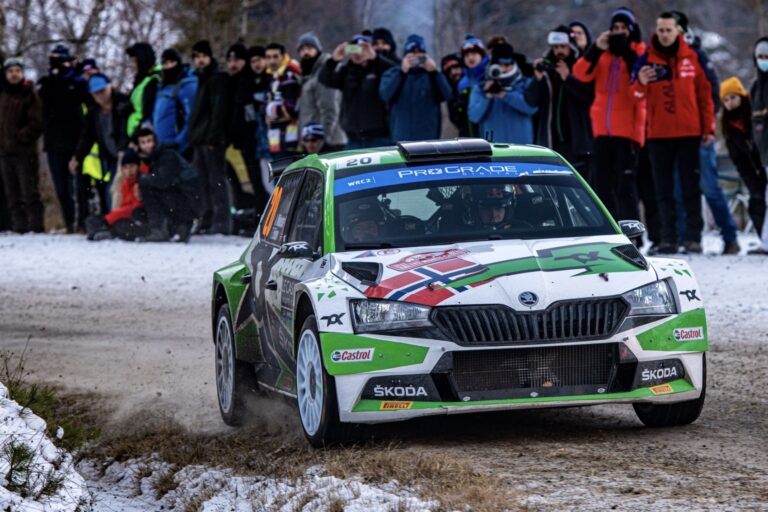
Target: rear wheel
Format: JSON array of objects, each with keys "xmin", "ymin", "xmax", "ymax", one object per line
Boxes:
[
  {"xmin": 295, "ymin": 315, "xmax": 352, "ymax": 447},
  {"xmin": 633, "ymin": 354, "xmax": 706, "ymax": 427},
  {"xmin": 215, "ymin": 303, "xmax": 257, "ymax": 426}
]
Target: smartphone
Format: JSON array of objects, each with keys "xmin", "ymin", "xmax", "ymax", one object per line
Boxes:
[
  {"xmin": 649, "ymin": 63, "xmax": 672, "ymax": 82},
  {"xmin": 417, "ymin": 55, "xmax": 426, "ymax": 66},
  {"xmin": 345, "ymin": 44, "xmax": 363, "ymax": 55}
]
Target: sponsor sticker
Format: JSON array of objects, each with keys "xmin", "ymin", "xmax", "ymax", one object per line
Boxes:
[
  {"xmin": 650, "ymin": 384, "xmax": 674, "ymax": 395},
  {"xmin": 641, "ymin": 367, "xmax": 679, "ymax": 382},
  {"xmin": 330, "ymin": 348, "xmax": 375, "ymax": 363},
  {"xmin": 673, "ymin": 327, "xmax": 704, "ymax": 342},
  {"xmin": 380, "ymin": 401, "xmax": 413, "ymax": 410},
  {"xmin": 388, "ymin": 249, "xmax": 468, "ymax": 271}
]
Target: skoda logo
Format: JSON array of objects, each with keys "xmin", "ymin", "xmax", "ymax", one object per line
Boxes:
[{"xmin": 519, "ymin": 291, "xmax": 539, "ymax": 307}]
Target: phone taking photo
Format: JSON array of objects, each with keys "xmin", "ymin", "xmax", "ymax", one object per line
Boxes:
[{"xmin": 345, "ymin": 44, "xmax": 363, "ymax": 56}]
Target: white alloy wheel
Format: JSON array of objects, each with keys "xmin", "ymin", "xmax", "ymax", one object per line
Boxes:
[
  {"xmin": 296, "ymin": 328, "xmax": 324, "ymax": 436},
  {"xmin": 216, "ymin": 314, "xmax": 235, "ymax": 414}
]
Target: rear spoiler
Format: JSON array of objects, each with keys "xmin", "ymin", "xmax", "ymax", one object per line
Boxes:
[{"xmin": 268, "ymin": 154, "xmax": 307, "ymax": 179}]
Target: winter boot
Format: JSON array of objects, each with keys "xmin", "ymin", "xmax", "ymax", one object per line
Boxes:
[{"xmin": 722, "ymin": 240, "xmax": 740, "ymax": 255}]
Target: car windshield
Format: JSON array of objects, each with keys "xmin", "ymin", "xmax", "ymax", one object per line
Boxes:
[{"xmin": 333, "ymin": 161, "xmax": 616, "ymax": 251}]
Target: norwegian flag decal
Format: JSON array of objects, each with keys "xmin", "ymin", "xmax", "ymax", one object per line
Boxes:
[{"xmin": 364, "ymin": 256, "xmax": 487, "ymax": 306}]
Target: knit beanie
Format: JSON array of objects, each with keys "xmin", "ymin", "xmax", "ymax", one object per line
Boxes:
[
  {"xmin": 720, "ymin": 77, "xmax": 748, "ymax": 100},
  {"xmin": 610, "ymin": 6, "xmax": 636, "ymax": 32},
  {"xmin": 192, "ymin": 40, "xmax": 213, "ymax": 57},
  {"xmin": 161, "ymin": 48, "xmax": 182, "ymax": 64},
  {"xmin": 297, "ymin": 32, "xmax": 322, "ymax": 53},
  {"xmin": 403, "ymin": 34, "xmax": 426, "ymax": 55},
  {"xmin": 461, "ymin": 34, "xmax": 486, "ymax": 56},
  {"xmin": 226, "ymin": 43, "xmax": 247, "ymax": 61}
]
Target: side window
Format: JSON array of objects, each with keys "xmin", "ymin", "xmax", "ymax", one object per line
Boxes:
[
  {"xmin": 260, "ymin": 171, "xmax": 304, "ymax": 244},
  {"xmin": 287, "ymin": 172, "xmax": 324, "ymax": 250}
]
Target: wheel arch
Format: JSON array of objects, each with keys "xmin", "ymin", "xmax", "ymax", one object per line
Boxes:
[
  {"xmin": 212, "ymin": 279, "xmax": 229, "ymax": 341},
  {"xmin": 294, "ymin": 290, "xmax": 316, "ymax": 357}
]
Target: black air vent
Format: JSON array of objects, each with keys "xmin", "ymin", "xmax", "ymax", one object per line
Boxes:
[
  {"xmin": 341, "ymin": 262, "xmax": 382, "ymax": 286},
  {"xmin": 612, "ymin": 244, "xmax": 648, "ymax": 270}
]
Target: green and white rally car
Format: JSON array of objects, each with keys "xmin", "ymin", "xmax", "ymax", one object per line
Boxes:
[{"xmin": 211, "ymin": 139, "xmax": 707, "ymax": 446}]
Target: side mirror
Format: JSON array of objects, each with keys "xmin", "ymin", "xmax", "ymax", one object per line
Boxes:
[
  {"xmin": 618, "ymin": 220, "xmax": 646, "ymax": 240},
  {"xmin": 279, "ymin": 241, "xmax": 319, "ymax": 260}
]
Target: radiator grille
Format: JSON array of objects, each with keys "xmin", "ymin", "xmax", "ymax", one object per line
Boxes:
[
  {"xmin": 433, "ymin": 299, "xmax": 628, "ymax": 345},
  {"xmin": 452, "ymin": 343, "xmax": 617, "ymax": 392}
]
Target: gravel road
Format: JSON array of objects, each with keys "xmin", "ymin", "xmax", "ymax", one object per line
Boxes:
[{"xmin": 2, "ymin": 234, "xmax": 766, "ymax": 510}]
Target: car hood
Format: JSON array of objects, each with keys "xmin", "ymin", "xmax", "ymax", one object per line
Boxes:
[{"xmin": 331, "ymin": 235, "xmax": 657, "ymax": 308}]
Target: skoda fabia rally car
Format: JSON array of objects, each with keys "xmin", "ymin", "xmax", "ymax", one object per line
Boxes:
[{"xmin": 211, "ymin": 139, "xmax": 707, "ymax": 446}]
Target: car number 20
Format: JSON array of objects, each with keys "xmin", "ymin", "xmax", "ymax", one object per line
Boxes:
[{"xmin": 337, "ymin": 155, "xmax": 381, "ymax": 169}]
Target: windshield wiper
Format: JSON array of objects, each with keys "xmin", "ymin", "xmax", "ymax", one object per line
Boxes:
[{"xmin": 343, "ymin": 242, "xmax": 396, "ymax": 250}]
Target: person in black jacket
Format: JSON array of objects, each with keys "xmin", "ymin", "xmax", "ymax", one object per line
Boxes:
[
  {"xmin": 69, "ymin": 74, "xmax": 131, "ymax": 213},
  {"xmin": 188, "ymin": 40, "xmax": 233, "ymax": 235},
  {"xmin": 38, "ymin": 44, "xmax": 86, "ymax": 232},
  {"xmin": 319, "ymin": 33, "xmax": 394, "ymax": 149},
  {"xmin": 136, "ymin": 128, "xmax": 199, "ymax": 242},
  {"xmin": 720, "ymin": 77, "xmax": 767, "ymax": 242},
  {"xmin": 529, "ymin": 25, "xmax": 594, "ymax": 176}
]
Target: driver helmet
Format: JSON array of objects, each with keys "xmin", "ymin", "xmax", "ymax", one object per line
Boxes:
[{"xmin": 467, "ymin": 185, "xmax": 515, "ymax": 226}]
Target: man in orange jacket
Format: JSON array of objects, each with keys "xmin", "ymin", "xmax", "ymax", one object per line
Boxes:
[
  {"xmin": 572, "ymin": 7, "xmax": 646, "ymax": 221},
  {"xmin": 632, "ymin": 12, "xmax": 715, "ymax": 254}
]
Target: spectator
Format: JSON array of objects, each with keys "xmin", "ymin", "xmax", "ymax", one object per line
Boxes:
[
  {"xmin": 301, "ymin": 122, "xmax": 326, "ymax": 154},
  {"xmin": 78, "ymin": 59, "xmax": 100, "ymax": 81},
  {"xmin": 188, "ymin": 40, "xmax": 233, "ymax": 236},
  {"xmin": 442, "ymin": 53, "xmax": 465, "ymax": 135},
  {"xmin": 751, "ymin": 37, "xmax": 768, "ymax": 167},
  {"xmin": 69, "ymin": 74, "xmax": 131, "ymax": 212},
  {"xmin": 569, "ymin": 21, "xmax": 592, "ymax": 55},
  {"xmin": 264, "ymin": 42, "xmax": 302, "ymax": 158},
  {"xmin": 84, "ymin": 148, "xmax": 149, "ymax": 241},
  {"xmin": 136, "ymin": 128, "xmax": 199, "ymax": 242},
  {"xmin": 297, "ymin": 33, "xmax": 346, "ymax": 152},
  {"xmin": 633, "ymin": 12, "xmax": 715, "ymax": 255},
  {"xmin": 486, "ymin": 35, "xmax": 534, "ymax": 77},
  {"xmin": 37, "ymin": 44, "xmax": 85, "ymax": 233},
  {"xmin": 468, "ymin": 42, "xmax": 537, "ymax": 144},
  {"xmin": 0, "ymin": 57, "xmax": 43, "ymax": 233},
  {"xmin": 125, "ymin": 43, "xmax": 160, "ymax": 137},
  {"xmin": 573, "ymin": 6, "xmax": 646, "ymax": 222},
  {"xmin": 671, "ymin": 11, "xmax": 738, "ymax": 254},
  {"xmin": 528, "ymin": 26, "xmax": 594, "ymax": 175},
  {"xmin": 319, "ymin": 33, "xmax": 394, "ymax": 149},
  {"xmin": 720, "ymin": 77, "xmax": 767, "ymax": 241},
  {"xmin": 372, "ymin": 27, "xmax": 400, "ymax": 66},
  {"xmin": 227, "ymin": 42, "xmax": 256, "ymax": 156},
  {"xmin": 152, "ymin": 49, "xmax": 197, "ymax": 156},
  {"xmin": 234, "ymin": 45, "xmax": 272, "ymax": 215},
  {"xmin": 380, "ymin": 34, "xmax": 452, "ymax": 141},
  {"xmin": 455, "ymin": 34, "xmax": 489, "ymax": 137}
]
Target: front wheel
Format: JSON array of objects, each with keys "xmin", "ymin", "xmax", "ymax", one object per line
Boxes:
[
  {"xmin": 215, "ymin": 303, "xmax": 257, "ymax": 426},
  {"xmin": 295, "ymin": 315, "xmax": 352, "ymax": 447},
  {"xmin": 633, "ymin": 354, "xmax": 706, "ymax": 427}
]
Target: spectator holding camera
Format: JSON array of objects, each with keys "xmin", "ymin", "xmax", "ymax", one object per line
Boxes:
[
  {"xmin": 573, "ymin": 6, "xmax": 646, "ymax": 220},
  {"xmin": 528, "ymin": 25, "xmax": 594, "ymax": 175},
  {"xmin": 319, "ymin": 32, "xmax": 394, "ymax": 149},
  {"xmin": 632, "ymin": 12, "xmax": 715, "ymax": 254},
  {"xmin": 468, "ymin": 42, "xmax": 537, "ymax": 144},
  {"xmin": 380, "ymin": 34, "xmax": 452, "ymax": 141}
]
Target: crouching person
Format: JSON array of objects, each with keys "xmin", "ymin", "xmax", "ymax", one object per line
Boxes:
[
  {"xmin": 85, "ymin": 148, "xmax": 149, "ymax": 241},
  {"xmin": 136, "ymin": 128, "xmax": 199, "ymax": 242}
]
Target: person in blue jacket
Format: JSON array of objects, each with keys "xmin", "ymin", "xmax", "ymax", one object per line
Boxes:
[
  {"xmin": 152, "ymin": 49, "xmax": 198, "ymax": 156},
  {"xmin": 469, "ymin": 42, "xmax": 537, "ymax": 144},
  {"xmin": 379, "ymin": 34, "xmax": 452, "ymax": 142},
  {"xmin": 455, "ymin": 34, "xmax": 489, "ymax": 137}
]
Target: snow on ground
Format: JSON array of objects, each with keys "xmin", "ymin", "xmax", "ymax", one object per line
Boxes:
[
  {"xmin": 0, "ymin": 383, "xmax": 89, "ymax": 512},
  {"xmin": 78, "ymin": 458, "xmax": 437, "ymax": 512}
]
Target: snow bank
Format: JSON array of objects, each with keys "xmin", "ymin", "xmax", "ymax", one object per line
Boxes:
[
  {"xmin": 79, "ymin": 457, "xmax": 438, "ymax": 512},
  {"xmin": 0, "ymin": 383, "xmax": 89, "ymax": 512}
]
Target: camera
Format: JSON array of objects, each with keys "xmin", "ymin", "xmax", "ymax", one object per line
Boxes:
[
  {"xmin": 649, "ymin": 63, "xmax": 672, "ymax": 82},
  {"xmin": 485, "ymin": 63, "xmax": 519, "ymax": 92},
  {"xmin": 534, "ymin": 60, "xmax": 553, "ymax": 73}
]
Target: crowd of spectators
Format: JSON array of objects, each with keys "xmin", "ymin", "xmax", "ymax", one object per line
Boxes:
[{"xmin": 0, "ymin": 7, "xmax": 767, "ymax": 253}]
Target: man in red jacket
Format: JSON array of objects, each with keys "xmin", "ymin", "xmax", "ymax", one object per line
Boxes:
[
  {"xmin": 572, "ymin": 7, "xmax": 645, "ymax": 221},
  {"xmin": 632, "ymin": 12, "xmax": 715, "ymax": 254}
]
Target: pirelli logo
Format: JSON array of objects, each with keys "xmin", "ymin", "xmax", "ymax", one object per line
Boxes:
[
  {"xmin": 650, "ymin": 384, "xmax": 674, "ymax": 395},
  {"xmin": 380, "ymin": 401, "xmax": 413, "ymax": 410}
]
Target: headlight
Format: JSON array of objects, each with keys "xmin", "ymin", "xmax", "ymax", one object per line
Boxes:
[
  {"xmin": 350, "ymin": 300, "xmax": 432, "ymax": 333},
  {"xmin": 622, "ymin": 280, "xmax": 676, "ymax": 316}
]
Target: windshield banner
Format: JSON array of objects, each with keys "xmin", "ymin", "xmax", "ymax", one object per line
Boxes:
[{"xmin": 334, "ymin": 162, "xmax": 572, "ymax": 196}]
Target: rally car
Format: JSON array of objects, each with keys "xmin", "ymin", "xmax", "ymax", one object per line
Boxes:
[{"xmin": 211, "ymin": 139, "xmax": 707, "ymax": 447}]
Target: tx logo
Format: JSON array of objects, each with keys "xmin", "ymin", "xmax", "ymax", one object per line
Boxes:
[
  {"xmin": 554, "ymin": 251, "xmax": 611, "ymax": 265},
  {"xmin": 321, "ymin": 313, "xmax": 345, "ymax": 326},
  {"xmin": 679, "ymin": 289, "xmax": 700, "ymax": 302}
]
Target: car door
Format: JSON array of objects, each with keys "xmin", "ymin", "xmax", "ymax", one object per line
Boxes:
[{"xmin": 251, "ymin": 170, "xmax": 305, "ymax": 385}]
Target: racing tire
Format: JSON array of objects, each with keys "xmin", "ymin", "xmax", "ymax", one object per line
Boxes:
[
  {"xmin": 633, "ymin": 354, "xmax": 707, "ymax": 428},
  {"xmin": 215, "ymin": 303, "xmax": 258, "ymax": 426},
  {"xmin": 295, "ymin": 315, "xmax": 353, "ymax": 447}
]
